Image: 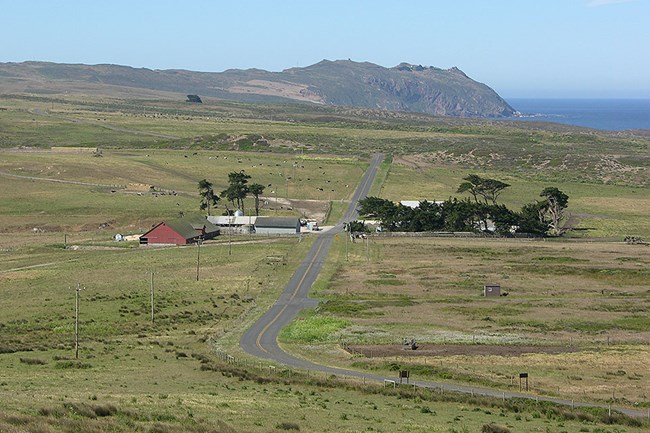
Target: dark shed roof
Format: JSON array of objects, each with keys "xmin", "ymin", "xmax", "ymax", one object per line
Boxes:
[
  {"xmin": 163, "ymin": 220, "xmax": 200, "ymax": 240},
  {"xmin": 187, "ymin": 217, "xmax": 220, "ymax": 235},
  {"xmin": 255, "ymin": 217, "xmax": 300, "ymax": 228}
]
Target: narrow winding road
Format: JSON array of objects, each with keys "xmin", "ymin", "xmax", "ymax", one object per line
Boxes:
[{"xmin": 239, "ymin": 153, "xmax": 646, "ymax": 419}]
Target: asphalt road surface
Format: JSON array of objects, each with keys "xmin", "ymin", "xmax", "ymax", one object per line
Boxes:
[
  {"xmin": 239, "ymin": 153, "xmax": 646, "ymax": 418},
  {"xmin": 240, "ymin": 153, "xmax": 384, "ymax": 363}
]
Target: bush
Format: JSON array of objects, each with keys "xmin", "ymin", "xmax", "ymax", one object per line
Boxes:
[
  {"xmin": 54, "ymin": 361, "xmax": 92, "ymax": 369},
  {"xmin": 481, "ymin": 424, "xmax": 512, "ymax": 433},
  {"xmin": 38, "ymin": 407, "xmax": 65, "ymax": 418},
  {"xmin": 63, "ymin": 402, "xmax": 97, "ymax": 418},
  {"xmin": 276, "ymin": 422, "xmax": 300, "ymax": 431},
  {"xmin": 20, "ymin": 357, "xmax": 47, "ymax": 365},
  {"xmin": 93, "ymin": 404, "xmax": 117, "ymax": 417}
]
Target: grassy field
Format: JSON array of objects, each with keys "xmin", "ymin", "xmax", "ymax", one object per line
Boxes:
[
  {"xmin": 284, "ymin": 236, "xmax": 650, "ymax": 408},
  {"xmin": 379, "ymin": 161, "xmax": 650, "ymax": 238},
  {"xmin": 1, "ymin": 93, "xmax": 649, "ymax": 432},
  {"xmin": 0, "ymin": 148, "xmax": 365, "ymax": 237},
  {"xmin": 1, "ymin": 94, "xmax": 647, "ymax": 187}
]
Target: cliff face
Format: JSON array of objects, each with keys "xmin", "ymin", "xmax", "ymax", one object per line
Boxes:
[
  {"xmin": 0, "ymin": 59, "xmax": 515, "ymax": 118},
  {"xmin": 278, "ymin": 60, "xmax": 514, "ymax": 117}
]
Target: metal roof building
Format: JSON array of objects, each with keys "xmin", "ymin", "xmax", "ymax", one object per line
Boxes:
[{"xmin": 254, "ymin": 217, "xmax": 301, "ymax": 235}]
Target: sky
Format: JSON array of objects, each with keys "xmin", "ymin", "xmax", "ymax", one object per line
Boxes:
[{"xmin": 1, "ymin": 0, "xmax": 649, "ymax": 98}]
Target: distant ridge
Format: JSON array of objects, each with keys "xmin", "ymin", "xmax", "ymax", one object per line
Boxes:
[{"xmin": 0, "ymin": 59, "xmax": 515, "ymax": 118}]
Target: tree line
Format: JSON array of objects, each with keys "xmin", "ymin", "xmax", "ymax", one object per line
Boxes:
[
  {"xmin": 357, "ymin": 175, "xmax": 569, "ymax": 237},
  {"xmin": 198, "ymin": 171, "xmax": 266, "ymax": 216}
]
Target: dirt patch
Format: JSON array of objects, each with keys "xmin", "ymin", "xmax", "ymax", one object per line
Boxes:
[
  {"xmin": 229, "ymin": 79, "xmax": 325, "ymax": 104},
  {"xmin": 265, "ymin": 197, "xmax": 331, "ymax": 223},
  {"xmin": 345, "ymin": 344, "xmax": 580, "ymax": 358}
]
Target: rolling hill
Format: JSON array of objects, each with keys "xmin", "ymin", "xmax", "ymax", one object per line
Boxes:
[{"xmin": 0, "ymin": 59, "xmax": 515, "ymax": 118}]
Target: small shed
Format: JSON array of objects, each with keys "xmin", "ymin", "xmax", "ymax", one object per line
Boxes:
[
  {"xmin": 484, "ymin": 283, "xmax": 501, "ymax": 297},
  {"xmin": 254, "ymin": 217, "xmax": 301, "ymax": 235}
]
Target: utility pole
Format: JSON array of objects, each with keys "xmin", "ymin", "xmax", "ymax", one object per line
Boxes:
[
  {"xmin": 196, "ymin": 238, "xmax": 202, "ymax": 281},
  {"xmin": 73, "ymin": 283, "xmax": 83, "ymax": 359},
  {"xmin": 366, "ymin": 235, "xmax": 370, "ymax": 262},
  {"xmin": 345, "ymin": 223, "xmax": 349, "ymax": 261},
  {"xmin": 229, "ymin": 216, "xmax": 232, "ymax": 256},
  {"xmin": 150, "ymin": 270, "xmax": 155, "ymax": 322}
]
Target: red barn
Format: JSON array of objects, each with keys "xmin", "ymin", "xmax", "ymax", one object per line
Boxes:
[{"xmin": 140, "ymin": 217, "xmax": 219, "ymax": 245}]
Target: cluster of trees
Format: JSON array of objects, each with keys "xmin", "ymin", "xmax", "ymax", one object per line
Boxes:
[
  {"xmin": 357, "ymin": 175, "xmax": 570, "ymax": 237},
  {"xmin": 198, "ymin": 171, "xmax": 266, "ymax": 216},
  {"xmin": 186, "ymin": 94, "xmax": 202, "ymax": 103}
]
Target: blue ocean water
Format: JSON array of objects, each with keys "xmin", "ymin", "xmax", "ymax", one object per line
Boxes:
[{"xmin": 506, "ymin": 98, "xmax": 650, "ymax": 131}]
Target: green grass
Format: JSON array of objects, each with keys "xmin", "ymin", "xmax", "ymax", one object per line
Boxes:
[
  {"xmin": 1, "ymin": 93, "xmax": 649, "ymax": 432},
  {"xmin": 2, "ymin": 94, "xmax": 647, "ymax": 187},
  {"xmin": 295, "ymin": 235, "xmax": 650, "ymax": 406},
  {"xmin": 279, "ymin": 313, "xmax": 350, "ymax": 343},
  {"xmin": 378, "ymin": 163, "xmax": 650, "ymax": 238},
  {"xmin": 0, "ymin": 149, "xmax": 365, "ymax": 234}
]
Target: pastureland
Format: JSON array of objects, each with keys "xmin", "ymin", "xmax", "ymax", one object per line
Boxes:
[
  {"xmin": 1, "ymin": 93, "xmax": 649, "ymax": 432},
  {"xmin": 0, "ymin": 148, "xmax": 365, "ymax": 238},
  {"xmin": 289, "ymin": 236, "xmax": 650, "ymax": 408}
]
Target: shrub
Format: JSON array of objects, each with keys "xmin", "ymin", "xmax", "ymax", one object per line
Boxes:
[
  {"xmin": 38, "ymin": 407, "xmax": 65, "ymax": 418},
  {"xmin": 149, "ymin": 423, "xmax": 174, "ymax": 433},
  {"xmin": 481, "ymin": 424, "xmax": 512, "ymax": 433},
  {"xmin": 63, "ymin": 402, "xmax": 97, "ymax": 418},
  {"xmin": 20, "ymin": 357, "xmax": 47, "ymax": 365},
  {"xmin": 276, "ymin": 421, "xmax": 300, "ymax": 431},
  {"xmin": 93, "ymin": 404, "xmax": 117, "ymax": 417},
  {"xmin": 54, "ymin": 361, "xmax": 92, "ymax": 369}
]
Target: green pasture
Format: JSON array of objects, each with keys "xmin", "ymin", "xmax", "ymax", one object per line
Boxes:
[
  {"xmin": 1, "ymin": 94, "xmax": 649, "ymax": 432},
  {"xmin": 1, "ymin": 95, "xmax": 647, "ymax": 188},
  {"xmin": 378, "ymin": 163, "xmax": 650, "ymax": 238},
  {"xmin": 0, "ymin": 149, "xmax": 365, "ymax": 234},
  {"xmin": 292, "ymin": 235, "xmax": 650, "ymax": 407}
]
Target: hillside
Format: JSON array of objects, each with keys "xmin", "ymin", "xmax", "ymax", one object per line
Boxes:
[{"xmin": 0, "ymin": 59, "xmax": 515, "ymax": 118}]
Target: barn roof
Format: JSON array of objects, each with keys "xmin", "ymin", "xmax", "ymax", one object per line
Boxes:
[
  {"xmin": 141, "ymin": 216, "xmax": 219, "ymax": 241},
  {"xmin": 255, "ymin": 217, "xmax": 300, "ymax": 228},
  {"xmin": 187, "ymin": 216, "xmax": 220, "ymax": 234},
  {"xmin": 164, "ymin": 220, "xmax": 200, "ymax": 240}
]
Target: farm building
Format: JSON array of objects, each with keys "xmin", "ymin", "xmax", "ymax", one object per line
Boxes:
[
  {"xmin": 140, "ymin": 217, "xmax": 220, "ymax": 245},
  {"xmin": 400, "ymin": 200, "xmax": 444, "ymax": 209},
  {"xmin": 254, "ymin": 217, "xmax": 301, "ymax": 235},
  {"xmin": 207, "ymin": 215, "xmax": 257, "ymax": 234}
]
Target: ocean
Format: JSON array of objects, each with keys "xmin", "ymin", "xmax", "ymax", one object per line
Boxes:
[{"xmin": 505, "ymin": 98, "xmax": 650, "ymax": 131}]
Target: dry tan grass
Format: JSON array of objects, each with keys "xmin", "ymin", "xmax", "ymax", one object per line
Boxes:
[{"xmin": 311, "ymin": 236, "xmax": 650, "ymax": 404}]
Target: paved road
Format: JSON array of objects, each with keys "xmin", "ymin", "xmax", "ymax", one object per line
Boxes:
[
  {"xmin": 239, "ymin": 153, "xmax": 646, "ymax": 418},
  {"xmin": 240, "ymin": 153, "xmax": 383, "ymax": 363}
]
